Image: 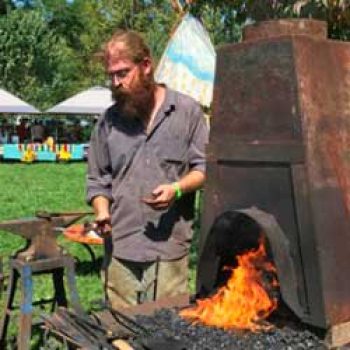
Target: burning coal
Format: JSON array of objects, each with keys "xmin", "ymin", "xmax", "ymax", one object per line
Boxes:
[{"xmin": 180, "ymin": 240, "xmax": 279, "ymax": 331}]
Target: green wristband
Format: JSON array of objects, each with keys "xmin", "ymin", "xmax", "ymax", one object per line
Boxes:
[{"xmin": 172, "ymin": 182, "xmax": 183, "ymax": 200}]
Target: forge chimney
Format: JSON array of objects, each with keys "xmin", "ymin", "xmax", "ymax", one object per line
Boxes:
[{"xmin": 197, "ymin": 19, "xmax": 350, "ymax": 348}]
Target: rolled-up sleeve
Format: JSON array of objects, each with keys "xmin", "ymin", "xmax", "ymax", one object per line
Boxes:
[
  {"xmin": 188, "ymin": 103, "xmax": 209, "ymax": 173},
  {"xmin": 86, "ymin": 116, "xmax": 113, "ymax": 205}
]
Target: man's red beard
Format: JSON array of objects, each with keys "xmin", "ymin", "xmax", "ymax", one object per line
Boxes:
[{"xmin": 111, "ymin": 72, "xmax": 156, "ymax": 122}]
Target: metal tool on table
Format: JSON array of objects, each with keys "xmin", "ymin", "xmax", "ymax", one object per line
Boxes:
[
  {"xmin": 41, "ymin": 307, "xmax": 116, "ymax": 350},
  {"xmin": 42, "ymin": 305, "xmax": 188, "ymax": 350},
  {"xmin": 0, "ymin": 210, "xmax": 92, "ymax": 350}
]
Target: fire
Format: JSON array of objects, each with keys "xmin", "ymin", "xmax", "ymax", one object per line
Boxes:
[{"xmin": 180, "ymin": 240, "xmax": 279, "ymax": 331}]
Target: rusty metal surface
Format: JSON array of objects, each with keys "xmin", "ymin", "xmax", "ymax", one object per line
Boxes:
[
  {"xmin": 290, "ymin": 164, "xmax": 325, "ymax": 325},
  {"xmin": 0, "ymin": 211, "xmax": 89, "ymax": 350},
  {"xmin": 243, "ymin": 19, "xmax": 327, "ymax": 41},
  {"xmin": 43, "ymin": 300, "xmax": 190, "ymax": 350},
  {"xmin": 211, "ymin": 38, "xmax": 302, "ymax": 144},
  {"xmin": 0, "ymin": 211, "xmax": 91, "ymax": 260},
  {"xmin": 238, "ymin": 207, "xmax": 304, "ymax": 319},
  {"xmin": 198, "ymin": 19, "xmax": 350, "ymax": 330},
  {"xmin": 120, "ymin": 293, "xmax": 190, "ymax": 316},
  {"xmin": 96, "ymin": 293, "xmax": 190, "ymax": 321},
  {"xmin": 42, "ymin": 307, "xmax": 116, "ymax": 349},
  {"xmin": 293, "ymin": 37, "xmax": 350, "ymax": 325}
]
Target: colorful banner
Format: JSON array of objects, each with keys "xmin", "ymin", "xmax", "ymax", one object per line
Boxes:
[{"xmin": 155, "ymin": 14, "xmax": 216, "ymax": 107}]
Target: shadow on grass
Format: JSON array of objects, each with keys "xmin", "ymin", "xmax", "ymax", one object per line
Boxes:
[{"xmin": 74, "ymin": 256, "xmax": 103, "ymax": 276}]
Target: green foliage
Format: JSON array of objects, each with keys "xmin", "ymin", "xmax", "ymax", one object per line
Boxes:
[
  {"xmin": 188, "ymin": 0, "xmax": 350, "ymax": 41},
  {"xmin": 296, "ymin": 0, "xmax": 350, "ymax": 40},
  {"xmin": 0, "ymin": 0, "xmax": 349, "ymax": 112},
  {"xmin": 193, "ymin": 3, "xmax": 242, "ymax": 45},
  {"xmin": 0, "ymin": 1, "xmax": 238, "ymax": 105},
  {"xmin": 0, "ymin": 9, "xmax": 79, "ymax": 110},
  {"xmin": 0, "ymin": 0, "xmax": 14, "ymax": 14},
  {"xmin": 18, "ymin": 0, "xmax": 179, "ymax": 93},
  {"xmin": 124, "ymin": 0, "xmax": 178, "ymax": 60}
]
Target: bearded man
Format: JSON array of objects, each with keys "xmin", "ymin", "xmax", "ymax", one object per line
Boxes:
[{"xmin": 87, "ymin": 30, "xmax": 208, "ymax": 308}]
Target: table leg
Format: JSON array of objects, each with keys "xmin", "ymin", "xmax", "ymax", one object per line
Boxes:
[{"xmin": 18, "ymin": 265, "xmax": 33, "ymax": 350}]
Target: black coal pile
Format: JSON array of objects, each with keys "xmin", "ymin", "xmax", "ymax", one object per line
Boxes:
[{"xmin": 130, "ymin": 308, "xmax": 326, "ymax": 350}]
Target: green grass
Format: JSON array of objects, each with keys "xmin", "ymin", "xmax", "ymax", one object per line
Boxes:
[
  {"xmin": 0, "ymin": 163, "xmax": 90, "ymax": 252},
  {"xmin": 0, "ymin": 162, "xmax": 104, "ymax": 348},
  {"xmin": 0, "ymin": 162, "xmax": 88, "ymax": 219},
  {"xmin": 0, "ymin": 162, "xmax": 199, "ymax": 348},
  {"xmin": 0, "ymin": 162, "xmax": 105, "ymax": 299}
]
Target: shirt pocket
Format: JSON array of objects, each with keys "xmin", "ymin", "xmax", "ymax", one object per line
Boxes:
[{"xmin": 159, "ymin": 143, "xmax": 188, "ymax": 182}]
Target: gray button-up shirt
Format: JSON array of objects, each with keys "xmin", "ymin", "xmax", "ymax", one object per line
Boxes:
[{"xmin": 86, "ymin": 88, "xmax": 208, "ymax": 261}]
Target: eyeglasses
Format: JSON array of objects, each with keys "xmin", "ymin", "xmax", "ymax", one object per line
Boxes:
[{"xmin": 108, "ymin": 65, "xmax": 137, "ymax": 83}]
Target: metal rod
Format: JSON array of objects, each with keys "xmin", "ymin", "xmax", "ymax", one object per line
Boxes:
[
  {"xmin": 153, "ymin": 256, "xmax": 160, "ymax": 302},
  {"xmin": 107, "ymin": 307, "xmax": 149, "ymax": 336}
]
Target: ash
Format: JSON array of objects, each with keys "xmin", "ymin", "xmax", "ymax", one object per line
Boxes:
[{"xmin": 132, "ymin": 308, "xmax": 326, "ymax": 350}]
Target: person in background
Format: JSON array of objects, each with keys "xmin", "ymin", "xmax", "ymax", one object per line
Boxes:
[
  {"xmin": 0, "ymin": 123, "xmax": 12, "ymax": 144},
  {"xmin": 0, "ymin": 124, "xmax": 7, "ymax": 144},
  {"xmin": 16, "ymin": 119, "xmax": 28, "ymax": 143},
  {"xmin": 72, "ymin": 121, "xmax": 83, "ymax": 143},
  {"xmin": 86, "ymin": 30, "xmax": 208, "ymax": 309},
  {"xmin": 31, "ymin": 120, "xmax": 45, "ymax": 143}
]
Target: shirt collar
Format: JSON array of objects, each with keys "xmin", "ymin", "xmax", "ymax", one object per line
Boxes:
[
  {"xmin": 145, "ymin": 86, "xmax": 176, "ymax": 139},
  {"xmin": 155, "ymin": 85, "xmax": 176, "ymax": 120}
]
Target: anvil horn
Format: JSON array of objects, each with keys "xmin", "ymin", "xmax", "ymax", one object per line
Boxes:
[
  {"xmin": 0, "ymin": 212, "xmax": 93, "ymax": 240},
  {"xmin": 0, "ymin": 218, "xmax": 46, "ymax": 240},
  {"xmin": 0, "ymin": 211, "xmax": 93, "ymax": 260}
]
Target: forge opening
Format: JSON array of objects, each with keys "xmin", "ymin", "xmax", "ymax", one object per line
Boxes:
[
  {"xmin": 182, "ymin": 211, "xmax": 285, "ymax": 330},
  {"xmin": 191, "ymin": 208, "xmax": 308, "ymax": 331},
  {"xmin": 212, "ymin": 211, "xmax": 270, "ymax": 290},
  {"xmin": 199, "ymin": 211, "xmax": 278, "ymax": 296}
]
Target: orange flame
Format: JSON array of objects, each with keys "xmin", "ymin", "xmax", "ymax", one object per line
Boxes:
[{"xmin": 180, "ymin": 241, "xmax": 279, "ymax": 331}]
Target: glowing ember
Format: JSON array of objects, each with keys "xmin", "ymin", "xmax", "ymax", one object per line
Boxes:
[{"xmin": 180, "ymin": 240, "xmax": 279, "ymax": 331}]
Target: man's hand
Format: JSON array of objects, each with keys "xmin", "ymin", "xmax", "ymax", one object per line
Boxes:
[
  {"xmin": 91, "ymin": 196, "xmax": 112, "ymax": 237},
  {"xmin": 92, "ymin": 213, "xmax": 112, "ymax": 237},
  {"xmin": 141, "ymin": 183, "xmax": 176, "ymax": 210},
  {"xmin": 141, "ymin": 171, "xmax": 205, "ymax": 211}
]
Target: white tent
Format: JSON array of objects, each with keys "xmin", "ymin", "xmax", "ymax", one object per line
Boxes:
[
  {"xmin": 46, "ymin": 86, "xmax": 114, "ymax": 115},
  {"xmin": 155, "ymin": 14, "xmax": 216, "ymax": 107},
  {"xmin": 0, "ymin": 88, "xmax": 41, "ymax": 114}
]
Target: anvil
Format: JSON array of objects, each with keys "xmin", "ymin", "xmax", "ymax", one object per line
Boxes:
[{"xmin": 0, "ymin": 211, "xmax": 93, "ymax": 261}]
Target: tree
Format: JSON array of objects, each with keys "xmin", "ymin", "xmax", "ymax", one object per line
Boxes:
[
  {"xmin": 2, "ymin": 0, "xmax": 347, "ymax": 110},
  {"xmin": 186, "ymin": 0, "xmax": 350, "ymax": 41},
  {"xmin": 0, "ymin": 0, "xmax": 15, "ymax": 14},
  {"xmin": 0, "ymin": 9, "xmax": 79, "ymax": 109},
  {"xmin": 31, "ymin": 0, "xmax": 178, "ymax": 90}
]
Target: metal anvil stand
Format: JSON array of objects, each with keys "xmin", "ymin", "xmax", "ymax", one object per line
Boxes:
[{"xmin": 0, "ymin": 211, "xmax": 89, "ymax": 350}]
